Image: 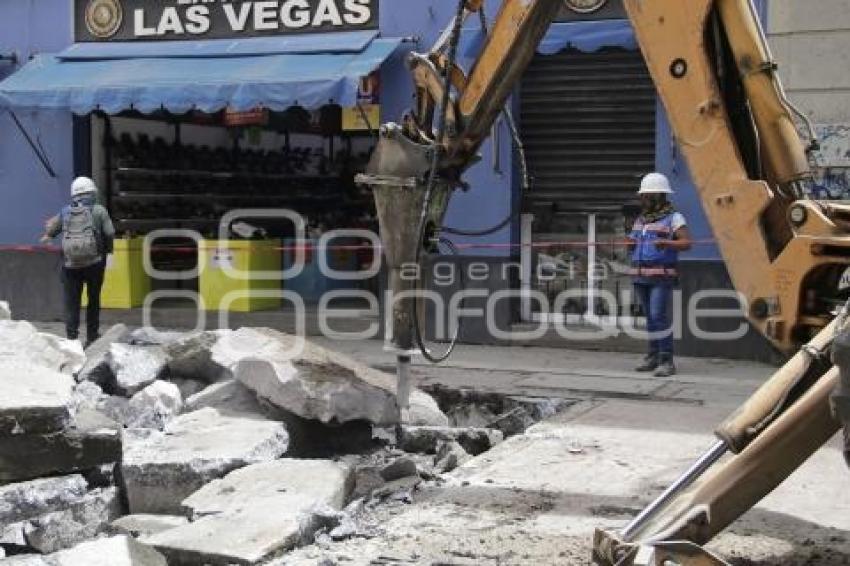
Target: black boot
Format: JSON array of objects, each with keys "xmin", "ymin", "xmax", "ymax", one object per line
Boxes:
[
  {"xmin": 654, "ymin": 355, "xmax": 676, "ymax": 377},
  {"xmin": 635, "ymin": 354, "xmax": 659, "ymax": 372}
]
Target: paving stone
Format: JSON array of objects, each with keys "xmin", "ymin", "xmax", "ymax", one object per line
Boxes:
[
  {"xmin": 107, "ymin": 345, "xmax": 169, "ymax": 397},
  {"xmin": 0, "ymin": 362, "xmax": 74, "ymax": 435},
  {"xmin": 147, "ymin": 459, "xmax": 353, "ymax": 565},
  {"xmin": 125, "ymin": 381, "xmax": 182, "ymax": 430},
  {"xmin": 76, "ymin": 324, "xmax": 130, "ymax": 387},
  {"xmin": 0, "ymin": 409, "xmax": 122, "ymax": 483},
  {"xmin": 120, "ymin": 407, "xmax": 289, "ymax": 514}
]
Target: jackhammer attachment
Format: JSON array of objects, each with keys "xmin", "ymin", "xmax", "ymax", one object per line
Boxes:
[
  {"xmin": 592, "ymin": 321, "xmax": 843, "ymax": 565},
  {"xmin": 355, "ymin": 123, "xmax": 452, "ymax": 417}
]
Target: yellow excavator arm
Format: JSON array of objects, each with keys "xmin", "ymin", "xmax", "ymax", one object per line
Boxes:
[{"xmin": 357, "ymin": 2, "xmax": 849, "ymax": 564}]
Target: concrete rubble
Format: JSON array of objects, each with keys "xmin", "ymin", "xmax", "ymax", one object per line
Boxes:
[
  {"xmin": 0, "ymin": 362, "xmax": 74, "ymax": 436},
  {"xmin": 215, "ymin": 328, "xmax": 448, "ymax": 427},
  {"xmin": 145, "ymin": 459, "xmax": 353, "ymax": 565},
  {"xmin": 76, "ymin": 324, "xmax": 130, "ymax": 386},
  {"xmin": 124, "ymin": 381, "xmax": 183, "ymax": 430},
  {"xmin": 107, "ymin": 344, "xmax": 169, "ymax": 397},
  {"xmin": 183, "ymin": 379, "xmax": 266, "ymax": 417},
  {"xmin": 0, "ymin": 408, "xmax": 122, "ymax": 484},
  {"xmin": 0, "ymin": 475, "xmax": 120, "ymax": 554},
  {"xmin": 164, "ymin": 331, "xmax": 228, "ymax": 383},
  {"xmin": 0, "ymin": 320, "xmax": 521, "ymax": 565},
  {"xmin": 120, "ymin": 407, "xmax": 289, "ymax": 514},
  {"xmin": 0, "ymin": 321, "xmax": 84, "ymax": 375}
]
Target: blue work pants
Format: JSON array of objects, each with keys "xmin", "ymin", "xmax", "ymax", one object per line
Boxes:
[{"xmin": 634, "ymin": 279, "xmax": 674, "ymax": 358}]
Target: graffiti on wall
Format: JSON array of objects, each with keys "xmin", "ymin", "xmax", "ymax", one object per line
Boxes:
[{"xmin": 811, "ymin": 124, "xmax": 850, "ymax": 200}]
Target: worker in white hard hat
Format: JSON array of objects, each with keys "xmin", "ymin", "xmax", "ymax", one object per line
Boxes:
[
  {"xmin": 41, "ymin": 177, "xmax": 114, "ymax": 347},
  {"xmin": 627, "ymin": 172, "xmax": 692, "ymax": 377}
]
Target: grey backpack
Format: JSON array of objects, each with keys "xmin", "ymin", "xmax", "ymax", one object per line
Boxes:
[{"xmin": 62, "ymin": 205, "xmax": 100, "ymax": 268}]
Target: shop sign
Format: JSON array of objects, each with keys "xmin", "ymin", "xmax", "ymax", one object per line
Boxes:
[
  {"xmin": 224, "ymin": 107, "xmax": 270, "ymax": 127},
  {"xmin": 342, "ymin": 72, "xmax": 380, "ymax": 131},
  {"xmin": 75, "ymin": 0, "xmax": 380, "ymax": 42}
]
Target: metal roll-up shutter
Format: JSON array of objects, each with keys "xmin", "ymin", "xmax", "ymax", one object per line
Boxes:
[{"xmin": 521, "ymin": 48, "xmax": 656, "ymax": 217}]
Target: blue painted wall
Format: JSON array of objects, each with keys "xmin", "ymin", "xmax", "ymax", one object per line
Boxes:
[
  {"xmin": 0, "ymin": 0, "xmax": 769, "ymax": 264},
  {"xmin": 379, "ymin": 0, "xmax": 515, "ymax": 258},
  {"xmin": 0, "ymin": 0, "xmax": 75, "ymax": 245}
]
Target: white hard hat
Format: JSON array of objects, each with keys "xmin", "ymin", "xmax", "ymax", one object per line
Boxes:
[
  {"xmin": 638, "ymin": 172, "xmax": 673, "ymax": 195},
  {"xmin": 71, "ymin": 176, "xmax": 98, "ymax": 197}
]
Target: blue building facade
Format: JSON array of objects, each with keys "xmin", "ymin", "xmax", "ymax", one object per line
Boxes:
[{"xmin": 0, "ymin": 0, "xmax": 772, "ymax": 358}]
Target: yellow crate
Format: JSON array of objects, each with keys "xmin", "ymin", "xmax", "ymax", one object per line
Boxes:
[
  {"xmin": 198, "ymin": 240, "xmax": 281, "ymax": 312},
  {"xmin": 83, "ymin": 238, "xmax": 151, "ymax": 309}
]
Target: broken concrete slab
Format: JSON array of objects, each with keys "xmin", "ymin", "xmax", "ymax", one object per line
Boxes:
[
  {"xmin": 50, "ymin": 535, "xmax": 167, "ymax": 566},
  {"xmin": 107, "ymin": 344, "xmax": 169, "ymax": 397},
  {"xmin": 183, "ymin": 379, "xmax": 265, "ymax": 417},
  {"xmin": 165, "ymin": 331, "xmax": 228, "ymax": 383},
  {"xmin": 0, "ymin": 409, "xmax": 122, "ymax": 483},
  {"xmin": 121, "ymin": 407, "xmax": 289, "ymax": 514},
  {"xmin": 76, "ymin": 324, "xmax": 130, "ymax": 386},
  {"xmin": 0, "ymin": 362, "xmax": 74, "ymax": 435},
  {"xmin": 22, "ymin": 487, "xmax": 122, "ymax": 554},
  {"xmin": 399, "ymin": 426, "xmax": 504, "ymax": 456},
  {"xmin": 0, "ymin": 301, "xmax": 10, "ymax": 320},
  {"xmin": 217, "ymin": 328, "xmax": 398, "ymax": 425},
  {"xmin": 0, "ymin": 475, "xmax": 89, "ymax": 525},
  {"xmin": 125, "ymin": 381, "xmax": 182, "ymax": 430},
  {"xmin": 0, "ymin": 321, "xmax": 84, "ymax": 375},
  {"xmin": 146, "ymin": 459, "xmax": 353, "ymax": 565},
  {"xmin": 0, "ymin": 476, "xmax": 121, "ymax": 554},
  {"xmin": 111, "ymin": 515, "xmax": 189, "ymax": 538}
]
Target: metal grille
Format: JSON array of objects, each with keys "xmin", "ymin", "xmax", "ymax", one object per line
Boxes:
[{"xmin": 520, "ymin": 48, "xmax": 656, "ymax": 217}]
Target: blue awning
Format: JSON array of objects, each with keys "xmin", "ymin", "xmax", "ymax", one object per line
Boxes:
[
  {"xmin": 0, "ymin": 32, "xmax": 400, "ymax": 115},
  {"xmin": 459, "ymin": 19, "xmax": 635, "ymax": 67}
]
